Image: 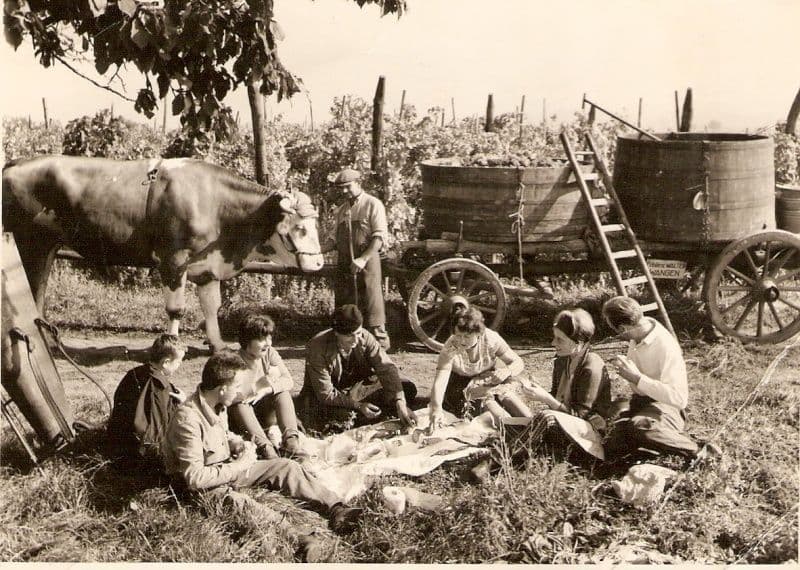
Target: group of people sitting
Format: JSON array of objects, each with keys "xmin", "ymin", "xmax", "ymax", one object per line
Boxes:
[{"xmin": 105, "ymin": 295, "xmax": 716, "ymax": 538}]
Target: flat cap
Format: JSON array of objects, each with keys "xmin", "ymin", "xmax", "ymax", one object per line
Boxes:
[
  {"xmin": 333, "ymin": 168, "xmax": 362, "ymax": 186},
  {"xmin": 332, "ymin": 304, "xmax": 363, "ymax": 334}
]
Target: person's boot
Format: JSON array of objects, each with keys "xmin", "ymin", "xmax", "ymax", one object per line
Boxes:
[
  {"xmin": 282, "ymin": 430, "xmax": 310, "ymax": 460},
  {"xmin": 329, "ymin": 502, "xmax": 363, "ymax": 534}
]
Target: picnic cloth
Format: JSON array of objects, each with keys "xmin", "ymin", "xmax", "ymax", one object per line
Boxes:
[{"xmin": 295, "ymin": 409, "xmax": 496, "ymax": 501}]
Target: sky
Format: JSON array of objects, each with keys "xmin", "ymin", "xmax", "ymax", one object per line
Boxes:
[{"xmin": 1, "ymin": 0, "xmax": 799, "ymax": 133}]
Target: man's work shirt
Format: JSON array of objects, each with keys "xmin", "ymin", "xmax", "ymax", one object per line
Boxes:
[
  {"xmin": 627, "ymin": 317, "xmax": 689, "ymax": 410},
  {"xmin": 334, "ymin": 192, "xmax": 388, "ymax": 260},
  {"xmin": 304, "ymin": 328, "xmax": 402, "ymax": 409},
  {"xmin": 163, "ymin": 390, "xmax": 246, "ymax": 491}
]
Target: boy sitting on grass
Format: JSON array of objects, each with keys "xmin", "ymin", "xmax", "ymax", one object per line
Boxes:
[
  {"xmin": 106, "ymin": 334, "xmax": 187, "ymax": 468},
  {"xmin": 163, "ymin": 350, "xmax": 362, "ymax": 534}
]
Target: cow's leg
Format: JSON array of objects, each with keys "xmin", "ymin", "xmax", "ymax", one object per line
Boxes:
[
  {"xmin": 196, "ymin": 279, "xmax": 226, "ymax": 352},
  {"xmin": 14, "ymin": 235, "xmax": 60, "ymax": 316},
  {"xmin": 163, "ymin": 271, "xmax": 187, "ymax": 336}
]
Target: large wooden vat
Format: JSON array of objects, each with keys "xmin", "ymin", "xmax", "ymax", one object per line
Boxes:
[
  {"xmin": 776, "ymin": 184, "xmax": 800, "ymax": 233},
  {"xmin": 613, "ymin": 132, "xmax": 775, "ymax": 243},
  {"xmin": 419, "ymin": 158, "xmax": 597, "ymax": 242}
]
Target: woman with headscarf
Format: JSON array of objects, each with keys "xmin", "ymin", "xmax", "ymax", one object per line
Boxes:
[{"xmin": 520, "ymin": 308, "xmax": 612, "ymax": 458}]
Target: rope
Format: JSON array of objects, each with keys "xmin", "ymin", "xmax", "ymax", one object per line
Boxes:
[
  {"xmin": 35, "ymin": 319, "xmax": 114, "ymax": 414},
  {"xmin": 509, "ymin": 168, "xmax": 526, "ymax": 282}
]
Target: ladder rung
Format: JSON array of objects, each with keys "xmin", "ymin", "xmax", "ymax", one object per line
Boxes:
[
  {"xmin": 582, "ymin": 172, "xmax": 599, "ymax": 181},
  {"xmin": 575, "ymin": 150, "xmax": 595, "ymax": 156},
  {"xmin": 590, "ymin": 197, "xmax": 611, "ymax": 207},
  {"xmin": 621, "ymin": 275, "xmax": 649, "ymax": 287},
  {"xmin": 611, "ymin": 249, "xmax": 637, "ymax": 259},
  {"xmin": 601, "ymin": 224, "xmax": 626, "ymax": 233},
  {"xmin": 640, "ymin": 302, "xmax": 660, "ymax": 313}
]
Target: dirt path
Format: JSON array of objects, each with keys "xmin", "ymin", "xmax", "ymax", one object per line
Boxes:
[{"xmin": 54, "ymin": 329, "xmax": 559, "ymax": 421}]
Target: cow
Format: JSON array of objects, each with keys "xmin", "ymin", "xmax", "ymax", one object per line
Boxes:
[{"xmin": 2, "ymin": 155, "xmax": 324, "ymax": 352}]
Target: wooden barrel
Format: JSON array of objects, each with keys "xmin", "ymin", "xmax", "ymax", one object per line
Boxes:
[
  {"xmin": 612, "ymin": 133, "xmax": 775, "ymax": 243},
  {"xmin": 776, "ymin": 184, "xmax": 800, "ymax": 233},
  {"xmin": 419, "ymin": 158, "xmax": 597, "ymax": 242}
]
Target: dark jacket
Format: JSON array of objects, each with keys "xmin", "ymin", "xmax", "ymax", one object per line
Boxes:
[
  {"xmin": 302, "ymin": 328, "xmax": 402, "ymax": 409},
  {"xmin": 106, "ymin": 364, "xmax": 179, "ymax": 463},
  {"xmin": 551, "ymin": 351, "xmax": 612, "ymax": 424}
]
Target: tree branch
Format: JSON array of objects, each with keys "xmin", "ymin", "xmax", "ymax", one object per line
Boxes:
[{"xmin": 54, "ymin": 54, "xmax": 136, "ymax": 102}]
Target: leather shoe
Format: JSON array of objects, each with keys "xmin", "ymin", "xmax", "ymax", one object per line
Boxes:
[
  {"xmin": 282, "ymin": 434, "xmax": 310, "ymax": 460},
  {"xmin": 329, "ymin": 503, "xmax": 363, "ymax": 534}
]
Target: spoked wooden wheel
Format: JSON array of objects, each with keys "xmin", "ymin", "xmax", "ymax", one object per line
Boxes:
[
  {"xmin": 408, "ymin": 258, "xmax": 507, "ymax": 352},
  {"xmin": 705, "ymin": 230, "xmax": 800, "ymax": 344}
]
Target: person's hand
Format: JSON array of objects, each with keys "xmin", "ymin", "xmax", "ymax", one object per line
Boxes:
[
  {"xmin": 396, "ymin": 400, "xmax": 418, "ymax": 428},
  {"xmin": 229, "ymin": 438, "xmax": 246, "ymax": 457},
  {"xmin": 520, "ymin": 380, "xmax": 551, "ymax": 402},
  {"xmin": 231, "ymin": 440, "xmax": 257, "ymax": 469},
  {"xmin": 608, "ymin": 355, "xmax": 642, "ymax": 384},
  {"xmin": 350, "ymin": 256, "xmax": 367, "ymax": 274},
  {"xmin": 356, "ymin": 402, "xmax": 382, "ymax": 419},
  {"xmin": 427, "ymin": 407, "xmax": 445, "ymax": 435},
  {"xmin": 169, "ymin": 387, "xmax": 187, "ymax": 403}
]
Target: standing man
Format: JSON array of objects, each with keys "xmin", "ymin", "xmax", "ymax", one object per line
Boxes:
[
  {"xmin": 601, "ymin": 296, "xmax": 719, "ymax": 464},
  {"xmin": 324, "ymin": 168, "xmax": 391, "ymax": 350},
  {"xmin": 297, "ymin": 305, "xmax": 418, "ymax": 433}
]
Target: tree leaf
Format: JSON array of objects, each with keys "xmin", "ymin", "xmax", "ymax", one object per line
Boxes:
[{"xmin": 130, "ymin": 18, "xmax": 150, "ymax": 49}]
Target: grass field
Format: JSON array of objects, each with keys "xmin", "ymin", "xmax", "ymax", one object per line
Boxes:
[{"xmin": 1, "ymin": 265, "xmax": 798, "ymax": 563}]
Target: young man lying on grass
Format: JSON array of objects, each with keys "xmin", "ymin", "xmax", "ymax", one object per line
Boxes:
[{"xmin": 163, "ymin": 350, "xmax": 363, "ymax": 534}]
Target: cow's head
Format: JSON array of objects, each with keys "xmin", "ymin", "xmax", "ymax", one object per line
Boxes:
[{"xmin": 267, "ymin": 191, "xmax": 324, "ymax": 272}]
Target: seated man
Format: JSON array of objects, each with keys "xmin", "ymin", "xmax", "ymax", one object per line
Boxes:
[
  {"xmin": 601, "ymin": 296, "xmax": 718, "ymax": 465},
  {"xmin": 163, "ymin": 350, "xmax": 362, "ymax": 534},
  {"xmin": 106, "ymin": 334, "xmax": 187, "ymax": 468},
  {"xmin": 297, "ymin": 305, "xmax": 418, "ymax": 432}
]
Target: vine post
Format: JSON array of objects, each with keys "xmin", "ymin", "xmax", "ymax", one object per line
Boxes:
[{"xmin": 371, "ymin": 75, "xmax": 386, "ymax": 172}]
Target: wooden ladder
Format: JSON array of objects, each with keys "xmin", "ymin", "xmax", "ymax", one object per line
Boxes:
[{"xmin": 560, "ymin": 132, "xmax": 675, "ymax": 336}]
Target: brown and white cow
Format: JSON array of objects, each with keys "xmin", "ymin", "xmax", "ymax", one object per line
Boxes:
[{"xmin": 2, "ymin": 155, "xmax": 324, "ymax": 351}]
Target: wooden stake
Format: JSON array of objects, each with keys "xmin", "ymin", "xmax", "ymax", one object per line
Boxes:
[
  {"xmin": 451, "ymin": 97, "xmax": 456, "ymax": 124},
  {"xmin": 542, "ymin": 98, "xmax": 547, "ymax": 124},
  {"xmin": 41, "ymin": 98, "xmax": 48, "ymax": 129},
  {"xmin": 399, "ymin": 89, "xmax": 406, "ymax": 120},
  {"xmin": 28, "ymin": 115, "xmax": 32, "ymax": 129},
  {"xmin": 371, "ymin": 76, "xmax": 385, "ymax": 172},
  {"xmin": 680, "ymin": 87, "xmax": 693, "ymax": 132},
  {"xmin": 485, "ymin": 93, "xmax": 495, "ymax": 132},
  {"xmin": 309, "ymin": 98, "xmax": 315, "ymax": 132},
  {"xmin": 440, "ymin": 109, "xmax": 445, "ymax": 127},
  {"xmin": 674, "ymin": 90, "xmax": 681, "ymax": 131},
  {"xmin": 637, "ymin": 97, "xmax": 642, "ymax": 128},
  {"xmin": 518, "ymin": 95, "xmax": 526, "ymax": 140},
  {"xmin": 785, "ymin": 86, "xmax": 800, "ymax": 136}
]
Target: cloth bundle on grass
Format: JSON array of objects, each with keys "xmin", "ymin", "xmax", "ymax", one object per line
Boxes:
[{"xmin": 291, "ymin": 409, "xmax": 496, "ymax": 501}]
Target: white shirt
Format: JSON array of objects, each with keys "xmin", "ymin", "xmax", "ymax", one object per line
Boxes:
[{"xmin": 627, "ymin": 317, "xmax": 689, "ymax": 410}]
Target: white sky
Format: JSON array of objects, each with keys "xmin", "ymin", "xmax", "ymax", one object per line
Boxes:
[{"xmin": 1, "ymin": 0, "xmax": 799, "ymax": 132}]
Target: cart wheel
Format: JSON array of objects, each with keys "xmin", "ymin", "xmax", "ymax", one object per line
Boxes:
[
  {"xmin": 705, "ymin": 230, "xmax": 800, "ymax": 344},
  {"xmin": 408, "ymin": 258, "xmax": 507, "ymax": 352}
]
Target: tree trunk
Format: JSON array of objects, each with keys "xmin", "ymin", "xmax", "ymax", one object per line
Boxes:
[
  {"xmin": 371, "ymin": 76, "xmax": 385, "ymax": 172},
  {"xmin": 248, "ymin": 80, "xmax": 268, "ymax": 186}
]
